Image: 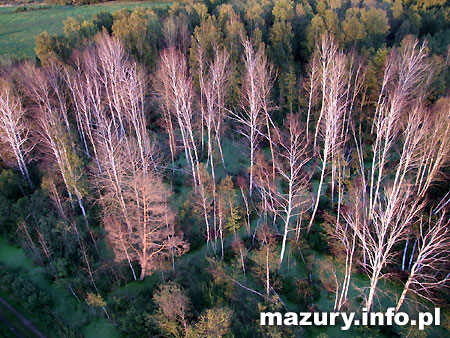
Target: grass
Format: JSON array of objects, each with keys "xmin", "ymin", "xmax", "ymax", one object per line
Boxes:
[
  {"xmin": 0, "ymin": 237, "xmax": 119, "ymax": 338},
  {"xmin": 0, "ymin": 237, "xmax": 54, "ymax": 335},
  {"xmin": 82, "ymin": 319, "xmax": 121, "ymax": 338},
  {"xmin": 0, "ymin": 1, "xmax": 171, "ymax": 60},
  {"xmin": 0, "ymin": 237, "xmax": 45, "ymax": 286}
]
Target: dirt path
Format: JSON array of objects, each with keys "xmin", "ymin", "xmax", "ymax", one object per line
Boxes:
[{"xmin": 0, "ymin": 296, "xmax": 46, "ymax": 338}]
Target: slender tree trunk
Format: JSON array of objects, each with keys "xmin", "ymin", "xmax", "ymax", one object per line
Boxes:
[
  {"xmin": 279, "ymin": 185, "xmax": 292, "ymax": 267},
  {"xmin": 402, "ymin": 237, "xmax": 409, "ymax": 270},
  {"xmin": 396, "ymin": 275, "xmax": 412, "ymax": 312},
  {"xmin": 408, "ymin": 239, "xmax": 417, "ymax": 271},
  {"xmin": 366, "ymin": 265, "xmax": 382, "ymax": 312},
  {"xmin": 249, "ymin": 134, "xmax": 255, "ymax": 197},
  {"xmin": 219, "ymin": 210, "xmax": 224, "ymax": 260},
  {"xmin": 308, "ymin": 144, "xmax": 328, "ymax": 233}
]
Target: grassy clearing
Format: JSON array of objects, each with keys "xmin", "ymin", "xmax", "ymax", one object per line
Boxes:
[
  {"xmin": 82, "ymin": 319, "xmax": 121, "ymax": 338},
  {"xmin": 0, "ymin": 1, "xmax": 171, "ymax": 60},
  {"xmin": 0, "ymin": 237, "xmax": 47, "ymax": 288},
  {"xmin": 0, "ymin": 237, "xmax": 119, "ymax": 338}
]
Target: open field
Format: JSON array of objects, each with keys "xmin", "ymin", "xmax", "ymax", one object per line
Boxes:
[{"xmin": 0, "ymin": 1, "xmax": 171, "ymax": 59}]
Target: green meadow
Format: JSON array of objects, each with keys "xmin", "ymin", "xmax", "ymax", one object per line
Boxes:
[{"xmin": 0, "ymin": 2, "xmax": 171, "ymax": 60}]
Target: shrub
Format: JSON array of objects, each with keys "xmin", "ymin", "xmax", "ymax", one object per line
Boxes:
[{"xmin": 14, "ymin": 6, "xmax": 27, "ymax": 13}]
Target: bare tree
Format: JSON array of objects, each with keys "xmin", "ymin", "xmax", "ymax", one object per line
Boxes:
[
  {"xmin": 0, "ymin": 78, "xmax": 34, "ymax": 187},
  {"xmin": 154, "ymin": 47, "xmax": 200, "ymax": 188},
  {"xmin": 351, "ymin": 184, "xmax": 425, "ymax": 311},
  {"xmin": 415, "ymin": 98, "xmax": 450, "ymax": 198},
  {"xmin": 93, "ymin": 33, "xmax": 156, "ymax": 171},
  {"xmin": 253, "ymin": 152, "xmax": 277, "ymax": 231},
  {"xmin": 256, "ymin": 45, "xmax": 277, "ymax": 186},
  {"xmin": 94, "ymin": 121, "xmax": 157, "ymax": 280},
  {"xmin": 22, "ymin": 61, "xmax": 90, "ymax": 229},
  {"xmin": 101, "ymin": 138, "xmax": 188, "ymax": 280},
  {"xmin": 334, "ymin": 219, "xmax": 357, "ymax": 311},
  {"xmin": 192, "ymin": 163, "xmax": 214, "ymax": 251},
  {"xmin": 195, "ymin": 46, "xmax": 231, "ymax": 252},
  {"xmin": 65, "ymin": 48, "xmax": 105, "ymax": 172},
  {"xmin": 396, "ymin": 213, "xmax": 450, "ymax": 311},
  {"xmin": 331, "ymin": 181, "xmax": 360, "ymax": 311},
  {"xmin": 368, "ymin": 38, "xmax": 432, "ymax": 220},
  {"xmin": 260, "ymin": 114, "xmax": 311, "ymax": 268},
  {"xmin": 95, "ymin": 134, "xmax": 138, "ymax": 279},
  {"xmin": 231, "ymin": 38, "xmax": 269, "ymax": 196},
  {"xmin": 124, "ymin": 168, "xmax": 188, "ymax": 280},
  {"xmin": 153, "ymin": 50, "xmax": 178, "ymax": 169},
  {"xmin": 307, "ymin": 35, "xmax": 348, "ymax": 233},
  {"xmin": 254, "ymin": 225, "xmax": 278, "ymax": 298},
  {"xmin": 335, "ymin": 51, "xmax": 366, "ymax": 225},
  {"xmin": 343, "ymin": 38, "xmax": 436, "ymax": 312},
  {"xmin": 211, "ymin": 48, "xmax": 232, "ymax": 171},
  {"xmin": 64, "ymin": 56, "xmax": 92, "ymax": 159},
  {"xmin": 95, "ymin": 33, "xmax": 130, "ymax": 138},
  {"xmin": 198, "ymin": 46, "xmax": 232, "ymax": 172},
  {"xmin": 65, "ymin": 34, "xmax": 162, "ymax": 279}
]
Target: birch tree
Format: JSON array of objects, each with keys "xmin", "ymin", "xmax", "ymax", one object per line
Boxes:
[
  {"xmin": 154, "ymin": 47, "xmax": 199, "ymax": 188},
  {"xmin": 72, "ymin": 34, "xmax": 169, "ymax": 279},
  {"xmin": 368, "ymin": 38, "xmax": 432, "ymax": 220},
  {"xmin": 198, "ymin": 46, "xmax": 232, "ymax": 172},
  {"xmin": 0, "ymin": 78, "xmax": 34, "ymax": 187},
  {"xmin": 396, "ymin": 213, "xmax": 450, "ymax": 311},
  {"xmin": 350, "ymin": 184, "xmax": 425, "ymax": 311},
  {"xmin": 22, "ymin": 61, "xmax": 90, "ymax": 228},
  {"xmin": 347, "ymin": 38, "xmax": 435, "ymax": 312},
  {"xmin": 331, "ymin": 181, "xmax": 361, "ymax": 311},
  {"xmin": 308, "ymin": 35, "xmax": 348, "ymax": 233},
  {"xmin": 231, "ymin": 38, "xmax": 264, "ymax": 197},
  {"xmin": 415, "ymin": 97, "xmax": 450, "ymax": 198},
  {"xmin": 192, "ymin": 163, "xmax": 214, "ymax": 251},
  {"xmin": 269, "ymin": 114, "xmax": 311, "ymax": 268},
  {"xmin": 65, "ymin": 48, "xmax": 104, "ymax": 172},
  {"xmin": 195, "ymin": 46, "xmax": 231, "ymax": 252}
]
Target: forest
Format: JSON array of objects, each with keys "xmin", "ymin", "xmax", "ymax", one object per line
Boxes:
[{"xmin": 1, "ymin": 0, "xmax": 450, "ymax": 337}]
